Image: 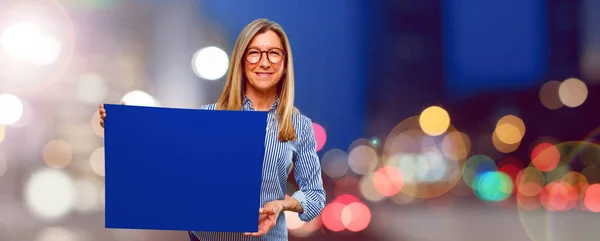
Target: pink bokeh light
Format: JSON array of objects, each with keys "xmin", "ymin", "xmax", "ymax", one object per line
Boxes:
[{"xmin": 312, "ymin": 122, "xmax": 327, "ymax": 152}]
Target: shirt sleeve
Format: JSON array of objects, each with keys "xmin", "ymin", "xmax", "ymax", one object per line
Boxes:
[{"xmin": 290, "ymin": 116, "xmax": 326, "ymax": 222}]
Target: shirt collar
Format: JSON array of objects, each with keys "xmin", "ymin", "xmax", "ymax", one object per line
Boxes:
[{"xmin": 243, "ymin": 95, "xmax": 279, "ymax": 111}]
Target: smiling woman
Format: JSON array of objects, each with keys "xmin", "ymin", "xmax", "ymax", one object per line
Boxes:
[{"xmin": 97, "ymin": 18, "xmax": 326, "ymax": 241}]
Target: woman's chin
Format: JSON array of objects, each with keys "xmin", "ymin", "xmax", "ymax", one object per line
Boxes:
[{"xmin": 249, "ymin": 81, "xmax": 277, "ymax": 92}]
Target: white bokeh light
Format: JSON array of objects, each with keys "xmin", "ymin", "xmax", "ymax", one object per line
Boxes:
[
  {"xmin": 36, "ymin": 227, "xmax": 78, "ymax": 241},
  {"xmin": 192, "ymin": 46, "xmax": 229, "ymax": 80},
  {"xmin": 0, "ymin": 22, "xmax": 44, "ymax": 60},
  {"xmin": 121, "ymin": 90, "xmax": 159, "ymax": 107},
  {"xmin": 77, "ymin": 73, "xmax": 107, "ymax": 104},
  {"xmin": 0, "ymin": 93, "xmax": 24, "ymax": 125},
  {"xmin": 30, "ymin": 35, "xmax": 62, "ymax": 66},
  {"xmin": 0, "ymin": 22, "xmax": 63, "ymax": 65},
  {"xmin": 74, "ymin": 179, "xmax": 101, "ymax": 213},
  {"xmin": 90, "ymin": 147, "xmax": 105, "ymax": 177},
  {"xmin": 25, "ymin": 168, "xmax": 76, "ymax": 220}
]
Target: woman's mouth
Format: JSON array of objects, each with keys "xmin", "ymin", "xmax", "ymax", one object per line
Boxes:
[{"xmin": 255, "ymin": 72, "xmax": 273, "ymax": 77}]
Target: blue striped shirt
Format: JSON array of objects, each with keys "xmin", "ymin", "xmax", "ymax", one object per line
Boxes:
[{"xmin": 191, "ymin": 96, "xmax": 326, "ymax": 241}]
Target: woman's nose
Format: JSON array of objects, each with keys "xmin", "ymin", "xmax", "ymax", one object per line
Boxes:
[{"xmin": 259, "ymin": 53, "xmax": 270, "ymax": 68}]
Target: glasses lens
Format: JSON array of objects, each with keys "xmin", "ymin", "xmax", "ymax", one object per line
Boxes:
[
  {"xmin": 245, "ymin": 49, "xmax": 261, "ymax": 64},
  {"xmin": 267, "ymin": 49, "xmax": 283, "ymax": 63}
]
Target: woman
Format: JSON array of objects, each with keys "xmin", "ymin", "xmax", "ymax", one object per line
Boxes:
[{"xmin": 98, "ymin": 18, "xmax": 326, "ymax": 240}]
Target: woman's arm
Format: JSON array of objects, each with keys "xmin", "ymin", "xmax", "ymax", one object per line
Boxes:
[{"xmin": 286, "ymin": 116, "xmax": 326, "ymax": 222}]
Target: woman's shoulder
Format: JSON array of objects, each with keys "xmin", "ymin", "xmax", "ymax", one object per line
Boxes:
[{"xmin": 200, "ymin": 103, "xmax": 217, "ymax": 110}]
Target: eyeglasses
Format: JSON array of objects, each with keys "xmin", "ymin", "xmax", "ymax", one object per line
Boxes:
[{"xmin": 245, "ymin": 47, "xmax": 286, "ymax": 64}]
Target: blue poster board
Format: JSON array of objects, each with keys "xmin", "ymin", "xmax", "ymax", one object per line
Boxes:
[{"xmin": 103, "ymin": 104, "xmax": 266, "ymax": 232}]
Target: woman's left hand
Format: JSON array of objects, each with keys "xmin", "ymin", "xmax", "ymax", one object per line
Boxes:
[{"xmin": 244, "ymin": 200, "xmax": 285, "ymax": 236}]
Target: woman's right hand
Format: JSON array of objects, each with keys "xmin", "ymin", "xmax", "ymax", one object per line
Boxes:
[{"xmin": 98, "ymin": 101, "xmax": 125, "ymax": 128}]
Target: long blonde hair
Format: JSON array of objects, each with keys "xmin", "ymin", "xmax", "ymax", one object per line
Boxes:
[{"xmin": 216, "ymin": 18, "xmax": 297, "ymax": 142}]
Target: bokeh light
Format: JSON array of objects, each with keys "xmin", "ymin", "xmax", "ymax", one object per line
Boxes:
[
  {"xmin": 419, "ymin": 106, "xmax": 450, "ymax": 136},
  {"xmin": 498, "ymin": 156, "xmax": 524, "ymax": 193},
  {"xmin": 560, "ymin": 171, "xmax": 589, "ymax": 199},
  {"xmin": 77, "ymin": 73, "xmax": 108, "ymax": 104},
  {"xmin": 1, "ymin": 22, "xmax": 43, "ymax": 60},
  {"xmin": 192, "ymin": 46, "xmax": 229, "ymax": 81},
  {"xmin": 492, "ymin": 130, "xmax": 520, "ymax": 153},
  {"xmin": 540, "ymin": 181, "xmax": 578, "ymax": 211},
  {"xmin": 90, "ymin": 110, "xmax": 104, "ymax": 137},
  {"xmin": 0, "ymin": 93, "xmax": 24, "ymax": 125},
  {"xmin": 29, "ymin": 35, "xmax": 62, "ymax": 66},
  {"xmin": 35, "ymin": 226, "xmax": 78, "ymax": 241},
  {"xmin": 25, "ymin": 168, "xmax": 76, "ymax": 220},
  {"xmin": 121, "ymin": 90, "xmax": 159, "ymax": 107},
  {"xmin": 539, "ymin": 80, "xmax": 563, "ymax": 110},
  {"xmin": 0, "ymin": 22, "xmax": 62, "ymax": 66},
  {"xmin": 463, "ymin": 155, "xmax": 497, "ymax": 189},
  {"xmin": 341, "ymin": 202, "xmax": 371, "ymax": 232},
  {"xmin": 359, "ymin": 172, "xmax": 386, "ymax": 202},
  {"xmin": 492, "ymin": 115, "xmax": 525, "ymax": 153},
  {"xmin": 530, "ymin": 142, "xmax": 560, "ymax": 172},
  {"xmin": 321, "ymin": 202, "xmax": 346, "ymax": 232},
  {"xmin": 42, "ymin": 139, "xmax": 73, "ymax": 169},
  {"xmin": 516, "ymin": 167, "xmax": 545, "ymax": 197},
  {"xmin": 90, "ymin": 147, "xmax": 105, "ymax": 176},
  {"xmin": 441, "ymin": 131, "xmax": 471, "ymax": 161},
  {"xmin": 558, "ymin": 77, "xmax": 588, "ymax": 108},
  {"xmin": 321, "ymin": 148, "xmax": 349, "ymax": 179},
  {"xmin": 495, "ymin": 115, "xmax": 525, "ymax": 144},
  {"xmin": 312, "ymin": 123, "xmax": 326, "ymax": 152},
  {"xmin": 473, "ymin": 171, "xmax": 513, "ymax": 202},
  {"xmin": 348, "ymin": 144, "xmax": 378, "ymax": 175},
  {"xmin": 74, "ymin": 178, "xmax": 101, "ymax": 213},
  {"xmin": 584, "ymin": 183, "xmax": 600, "ymax": 212},
  {"xmin": 372, "ymin": 166, "xmax": 404, "ymax": 197}
]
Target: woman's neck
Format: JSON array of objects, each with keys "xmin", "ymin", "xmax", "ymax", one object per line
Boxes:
[{"xmin": 245, "ymin": 87, "xmax": 278, "ymax": 111}]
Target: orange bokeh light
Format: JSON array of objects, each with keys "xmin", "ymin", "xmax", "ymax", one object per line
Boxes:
[
  {"xmin": 540, "ymin": 181, "xmax": 577, "ymax": 211},
  {"xmin": 531, "ymin": 143, "xmax": 560, "ymax": 172},
  {"xmin": 373, "ymin": 166, "xmax": 404, "ymax": 197},
  {"xmin": 584, "ymin": 184, "xmax": 600, "ymax": 212}
]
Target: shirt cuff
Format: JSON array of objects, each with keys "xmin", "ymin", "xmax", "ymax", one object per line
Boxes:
[{"xmin": 291, "ymin": 190, "xmax": 309, "ymax": 218}]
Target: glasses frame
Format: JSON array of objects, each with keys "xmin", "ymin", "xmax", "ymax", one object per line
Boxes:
[{"xmin": 244, "ymin": 47, "xmax": 287, "ymax": 64}]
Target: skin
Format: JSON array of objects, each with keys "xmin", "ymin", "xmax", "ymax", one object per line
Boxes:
[{"xmin": 97, "ymin": 30, "xmax": 303, "ymax": 237}]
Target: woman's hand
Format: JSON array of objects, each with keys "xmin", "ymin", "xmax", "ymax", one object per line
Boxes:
[
  {"xmin": 244, "ymin": 200, "xmax": 285, "ymax": 237},
  {"xmin": 98, "ymin": 101, "xmax": 125, "ymax": 128}
]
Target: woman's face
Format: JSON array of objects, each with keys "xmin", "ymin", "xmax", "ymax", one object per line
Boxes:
[{"xmin": 243, "ymin": 30, "xmax": 286, "ymax": 93}]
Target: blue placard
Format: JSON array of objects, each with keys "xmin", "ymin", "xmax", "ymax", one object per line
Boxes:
[{"xmin": 103, "ymin": 104, "xmax": 267, "ymax": 232}]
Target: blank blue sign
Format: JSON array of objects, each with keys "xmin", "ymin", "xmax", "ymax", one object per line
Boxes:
[{"xmin": 103, "ymin": 104, "xmax": 267, "ymax": 232}]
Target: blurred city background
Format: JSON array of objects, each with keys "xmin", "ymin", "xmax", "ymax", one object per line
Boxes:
[{"xmin": 0, "ymin": 0, "xmax": 599, "ymax": 240}]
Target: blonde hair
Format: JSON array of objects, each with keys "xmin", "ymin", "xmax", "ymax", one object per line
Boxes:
[{"xmin": 216, "ymin": 18, "xmax": 297, "ymax": 142}]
